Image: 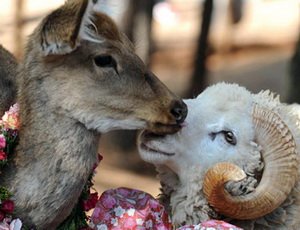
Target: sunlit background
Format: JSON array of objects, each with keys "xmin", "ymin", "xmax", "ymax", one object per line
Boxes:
[{"xmin": 0, "ymin": 0, "xmax": 299, "ymax": 197}]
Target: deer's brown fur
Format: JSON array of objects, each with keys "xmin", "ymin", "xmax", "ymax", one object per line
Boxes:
[
  {"xmin": 0, "ymin": 0, "xmax": 187, "ymax": 229},
  {"xmin": 0, "ymin": 45, "xmax": 18, "ymax": 115}
]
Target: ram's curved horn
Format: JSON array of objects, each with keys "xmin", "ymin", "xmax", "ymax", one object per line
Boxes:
[{"xmin": 203, "ymin": 104, "xmax": 299, "ymax": 219}]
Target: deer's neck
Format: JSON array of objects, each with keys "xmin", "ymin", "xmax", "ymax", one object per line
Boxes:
[{"xmin": 2, "ymin": 101, "xmax": 100, "ymax": 228}]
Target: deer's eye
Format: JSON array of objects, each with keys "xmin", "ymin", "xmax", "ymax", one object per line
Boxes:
[{"xmin": 94, "ymin": 55, "xmax": 117, "ymax": 70}]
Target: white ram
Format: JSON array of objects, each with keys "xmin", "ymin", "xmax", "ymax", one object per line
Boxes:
[{"xmin": 138, "ymin": 82, "xmax": 300, "ymax": 229}]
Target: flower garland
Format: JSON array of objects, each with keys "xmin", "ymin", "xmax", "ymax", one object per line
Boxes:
[
  {"xmin": 0, "ymin": 105, "xmax": 243, "ymax": 230},
  {"xmin": 0, "ymin": 104, "xmax": 101, "ymax": 230},
  {"xmin": 0, "ymin": 104, "xmax": 21, "ymax": 230}
]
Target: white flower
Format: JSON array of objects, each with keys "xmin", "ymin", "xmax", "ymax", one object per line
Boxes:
[
  {"xmin": 114, "ymin": 206, "xmax": 125, "ymax": 217},
  {"xmin": 145, "ymin": 220, "xmax": 153, "ymax": 229},
  {"xmin": 154, "ymin": 212, "xmax": 161, "ymax": 221},
  {"xmin": 10, "ymin": 219, "xmax": 22, "ymax": 230},
  {"xmin": 9, "ymin": 104, "xmax": 19, "ymax": 113},
  {"xmin": 194, "ymin": 224, "xmax": 202, "ymax": 230},
  {"xmin": 97, "ymin": 224, "xmax": 108, "ymax": 230},
  {"xmin": 127, "ymin": 208, "xmax": 135, "ymax": 216},
  {"xmin": 136, "ymin": 218, "xmax": 144, "ymax": 226},
  {"xmin": 111, "ymin": 218, "xmax": 118, "ymax": 227}
]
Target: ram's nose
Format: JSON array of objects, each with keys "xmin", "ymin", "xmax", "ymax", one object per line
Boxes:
[{"xmin": 170, "ymin": 100, "xmax": 188, "ymax": 124}]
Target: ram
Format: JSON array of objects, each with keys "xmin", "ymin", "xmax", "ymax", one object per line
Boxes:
[{"xmin": 138, "ymin": 82, "xmax": 300, "ymax": 229}]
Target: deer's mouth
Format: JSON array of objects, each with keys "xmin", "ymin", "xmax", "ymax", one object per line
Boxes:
[{"xmin": 146, "ymin": 122, "xmax": 182, "ymax": 135}]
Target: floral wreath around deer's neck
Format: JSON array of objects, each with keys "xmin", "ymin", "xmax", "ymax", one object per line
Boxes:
[
  {"xmin": 0, "ymin": 104, "xmax": 101, "ymax": 230},
  {"xmin": 0, "ymin": 105, "xmax": 243, "ymax": 230}
]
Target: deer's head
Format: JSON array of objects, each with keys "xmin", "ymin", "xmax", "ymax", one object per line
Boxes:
[{"xmin": 20, "ymin": 0, "xmax": 187, "ymax": 134}]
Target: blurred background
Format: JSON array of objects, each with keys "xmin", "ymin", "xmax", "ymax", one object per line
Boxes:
[{"xmin": 0, "ymin": 0, "xmax": 299, "ymax": 197}]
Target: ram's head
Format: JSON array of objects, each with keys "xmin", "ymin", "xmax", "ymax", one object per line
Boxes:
[{"xmin": 138, "ymin": 82, "xmax": 300, "ymax": 222}]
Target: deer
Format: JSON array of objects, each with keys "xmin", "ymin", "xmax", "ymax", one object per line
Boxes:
[
  {"xmin": 0, "ymin": 0, "xmax": 187, "ymax": 229},
  {"xmin": 0, "ymin": 45, "xmax": 18, "ymax": 116}
]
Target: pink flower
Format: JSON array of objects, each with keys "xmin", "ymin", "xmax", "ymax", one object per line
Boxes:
[
  {"xmin": 1, "ymin": 113, "xmax": 19, "ymax": 130},
  {"xmin": 4, "ymin": 104, "xmax": 19, "ymax": 114},
  {"xmin": 0, "ymin": 135, "xmax": 6, "ymax": 149},
  {"xmin": 116, "ymin": 188, "xmax": 131, "ymax": 197},
  {"xmin": 1, "ymin": 104, "xmax": 20, "ymax": 130},
  {"xmin": 122, "ymin": 217, "xmax": 136, "ymax": 228},
  {"xmin": 0, "ymin": 218, "xmax": 22, "ymax": 230},
  {"xmin": 101, "ymin": 194, "xmax": 117, "ymax": 209},
  {"xmin": 0, "ymin": 220, "xmax": 10, "ymax": 230},
  {"xmin": 8, "ymin": 219, "xmax": 22, "ymax": 230},
  {"xmin": 0, "ymin": 151, "xmax": 7, "ymax": 161},
  {"xmin": 156, "ymin": 224, "xmax": 170, "ymax": 230}
]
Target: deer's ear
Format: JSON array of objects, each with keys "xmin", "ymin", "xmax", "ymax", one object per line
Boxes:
[{"xmin": 40, "ymin": 0, "xmax": 110, "ymax": 56}]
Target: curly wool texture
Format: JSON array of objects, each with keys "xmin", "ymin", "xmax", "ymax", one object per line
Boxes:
[
  {"xmin": 154, "ymin": 83, "xmax": 300, "ymax": 230},
  {"xmin": 157, "ymin": 156, "xmax": 264, "ymax": 229}
]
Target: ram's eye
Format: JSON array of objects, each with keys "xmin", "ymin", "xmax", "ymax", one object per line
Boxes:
[
  {"xmin": 94, "ymin": 55, "xmax": 117, "ymax": 70},
  {"xmin": 223, "ymin": 131, "xmax": 237, "ymax": 145}
]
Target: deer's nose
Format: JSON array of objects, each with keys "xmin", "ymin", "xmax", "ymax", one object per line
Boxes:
[{"xmin": 170, "ymin": 100, "xmax": 188, "ymax": 124}]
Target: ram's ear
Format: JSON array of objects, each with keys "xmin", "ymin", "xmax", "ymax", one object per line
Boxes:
[{"xmin": 39, "ymin": 0, "xmax": 119, "ymax": 56}]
